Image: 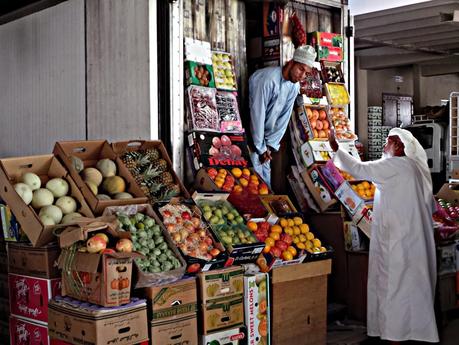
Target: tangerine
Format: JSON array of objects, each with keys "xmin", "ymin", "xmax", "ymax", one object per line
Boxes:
[
  {"xmin": 270, "ymin": 224, "xmax": 282, "ymax": 234},
  {"xmin": 247, "ymin": 221, "xmax": 258, "ymax": 232}
]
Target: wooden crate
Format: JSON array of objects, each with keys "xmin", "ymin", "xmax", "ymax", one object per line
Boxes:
[{"xmin": 271, "ymin": 259, "xmax": 332, "ymax": 345}]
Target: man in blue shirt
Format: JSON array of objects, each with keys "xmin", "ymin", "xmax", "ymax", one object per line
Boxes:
[{"xmin": 249, "ymin": 45, "xmax": 316, "ymax": 188}]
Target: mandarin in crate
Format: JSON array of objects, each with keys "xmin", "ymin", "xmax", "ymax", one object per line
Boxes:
[
  {"xmin": 247, "ymin": 221, "xmax": 258, "ymax": 232},
  {"xmin": 231, "ymin": 167, "xmax": 242, "ymax": 178}
]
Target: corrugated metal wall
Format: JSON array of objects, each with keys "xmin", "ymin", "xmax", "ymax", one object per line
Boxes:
[
  {"xmin": 0, "ymin": 0, "xmax": 86, "ymax": 157},
  {"xmin": 0, "ymin": 0, "xmax": 151, "ymax": 157}
]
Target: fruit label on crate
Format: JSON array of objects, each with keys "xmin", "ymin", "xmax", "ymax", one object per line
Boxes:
[
  {"xmin": 9, "ymin": 274, "xmax": 61, "ymax": 324},
  {"xmin": 189, "ymin": 132, "xmax": 251, "ymax": 170},
  {"xmin": 244, "ymin": 274, "xmax": 270, "ymax": 345}
]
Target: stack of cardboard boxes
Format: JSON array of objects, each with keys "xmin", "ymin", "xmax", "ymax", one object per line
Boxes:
[
  {"xmin": 146, "ymin": 278, "xmax": 198, "ymax": 345},
  {"xmin": 7, "ymin": 242, "xmax": 61, "ymax": 345},
  {"xmin": 0, "ymin": 240, "xmax": 9, "ymax": 342},
  {"xmin": 198, "ymin": 266, "xmax": 245, "ymax": 344}
]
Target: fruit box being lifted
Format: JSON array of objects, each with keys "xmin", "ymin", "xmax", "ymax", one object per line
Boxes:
[
  {"xmin": 300, "ymin": 140, "xmax": 334, "ymax": 167},
  {"xmin": 192, "ymin": 192, "xmax": 266, "ymax": 265},
  {"xmin": 57, "ymin": 218, "xmax": 141, "ymax": 307},
  {"xmin": 0, "ymin": 154, "xmax": 94, "ymax": 247},
  {"xmin": 111, "ymin": 140, "xmax": 190, "ymax": 204},
  {"xmin": 187, "ymin": 131, "xmax": 251, "ymax": 172},
  {"xmin": 53, "ymin": 140, "xmax": 148, "ymax": 215}
]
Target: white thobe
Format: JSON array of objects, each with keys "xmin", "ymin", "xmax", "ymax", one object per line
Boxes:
[{"xmin": 334, "ymin": 149, "xmax": 439, "ymax": 343}]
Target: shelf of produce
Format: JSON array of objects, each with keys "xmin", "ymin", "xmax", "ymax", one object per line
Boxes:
[{"xmin": 271, "ymin": 259, "xmax": 332, "ymax": 345}]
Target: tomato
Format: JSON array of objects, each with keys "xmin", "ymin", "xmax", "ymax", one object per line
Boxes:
[{"xmin": 187, "ymin": 263, "xmax": 201, "ymax": 273}]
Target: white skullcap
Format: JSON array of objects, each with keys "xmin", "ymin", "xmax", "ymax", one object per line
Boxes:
[
  {"xmin": 292, "ymin": 45, "xmax": 316, "ymax": 67},
  {"xmin": 389, "ymin": 127, "xmax": 432, "ymax": 205}
]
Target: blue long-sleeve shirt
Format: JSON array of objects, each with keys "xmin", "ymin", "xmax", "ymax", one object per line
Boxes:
[{"xmin": 249, "ymin": 67, "xmax": 300, "ymax": 155}]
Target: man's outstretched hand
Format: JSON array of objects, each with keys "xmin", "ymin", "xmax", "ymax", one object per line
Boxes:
[{"xmin": 329, "ymin": 129, "xmax": 339, "ymax": 152}]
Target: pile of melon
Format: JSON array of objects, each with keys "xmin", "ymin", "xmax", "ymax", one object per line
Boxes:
[
  {"xmin": 73, "ymin": 157, "xmax": 133, "ymax": 200},
  {"xmin": 14, "ymin": 173, "xmax": 82, "ymax": 226}
]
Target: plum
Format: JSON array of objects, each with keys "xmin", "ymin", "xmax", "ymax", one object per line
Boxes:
[
  {"xmin": 221, "ymin": 135, "xmax": 232, "ymax": 146},
  {"xmin": 212, "ymin": 136, "xmax": 222, "ymax": 149},
  {"xmin": 230, "ymin": 145, "xmax": 242, "ymax": 157}
]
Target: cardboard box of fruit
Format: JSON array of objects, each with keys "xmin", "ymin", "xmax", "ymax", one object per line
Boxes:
[
  {"xmin": 259, "ymin": 195, "xmax": 298, "ymax": 216},
  {"xmin": 0, "ymin": 154, "xmax": 95, "ymax": 247},
  {"xmin": 329, "ymin": 107, "xmax": 358, "ymax": 141},
  {"xmin": 145, "ymin": 278, "xmax": 197, "ymax": 322},
  {"xmin": 111, "ymin": 140, "xmax": 190, "ymax": 204},
  {"xmin": 198, "ymin": 266, "xmax": 244, "ymax": 303},
  {"xmin": 186, "ymin": 86, "xmax": 220, "ymax": 132},
  {"xmin": 212, "ymin": 51, "xmax": 238, "ymax": 91},
  {"xmin": 187, "ymin": 131, "xmax": 251, "ymax": 172},
  {"xmin": 320, "ymin": 61, "xmax": 345, "ymax": 84},
  {"xmin": 193, "ymin": 193, "xmax": 266, "ymax": 265},
  {"xmin": 308, "ymin": 31, "xmax": 343, "ymax": 48},
  {"xmin": 195, "ymin": 167, "xmax": 271, "ymax": 196},
  {"xmin": 244, "ymin": 273, "xmax": 270, "ymax": 345},
  {"xmin": 103, "ymin": 204, "xmax": 187, "ymax": 288},
  {"xmin": 53, "ymin": 140, "xmax": 148, "ymax": 215},
  {"xmin": 200, "ymin": 295, "xmax": 244, "ymax": 334},
  {"xmin": 324, "ymin": 83, "xmax": 350, "ymax": 105},
  {"xmin": 156, "ymin": 200, "xmax": 228, "ymax": 274},
  {"xmin": 8, "ymin": 242, "xmax": 61, "ymax": 279},
  {"xmin": 185, "ymin": 61, "xmax": 216, "ymax": 88},
  {"xmin": 151, "ymin": 312, "xmax": 198, "ymax": 345},
  {"xmin": 300, "ymin": 167, "xmax": 337, "ymax": 212},
  {"xmin": 304, "ymin": 105, "xmax": 332, "ymax": 140},
  {"xmin": 200, "ymin": 327, "xmax": 245, "ymax": 345},
  {"xmin": 316, "ymin": 45, "xmax": 343, "ymax": 62},
  {"xmin": 300, "ymin": 140, "xmax": 334, "ymax": 167},
  {"xmin": 48, "ymin": 296, "xmax": 149, "ymax": 345},
  {"xmin": 57, "ymin": 217, "xmax": 141, "ymax": 306},
  {"xmin": 216, "ymin": 91, "xmax": 243, "ymax": 133}
]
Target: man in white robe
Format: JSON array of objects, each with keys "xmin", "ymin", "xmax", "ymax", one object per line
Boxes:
[{"xmin": 330, "ymin": 128, "xmax": 439, "ymax": 343}]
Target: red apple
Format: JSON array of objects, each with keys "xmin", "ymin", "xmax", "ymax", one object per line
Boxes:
[
  {"xmin": 116, "ymin": 238, "xmax": 133, "ymax": 253},
  {"xmin": 181, "ymin": 211, "xmax": 191, "ymax": 220},
  {"xmin": 280, "ymin": 233, "xmax": 293, "ymax": 245},
  {"xmin": 275, "ymin": 240, "xmax": 288, "ymax": 252},
  {"xmin": 87, "ymin": 236, "xmax": 107, "ymax": 253},
  {"xmin": 270, "ymin": 247, "xmax": 282, "ymax": 258}
]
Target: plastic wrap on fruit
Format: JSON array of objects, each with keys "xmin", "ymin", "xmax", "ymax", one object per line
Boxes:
[
  {"xmin": 188, "ymin": 86, "xmax": 219, "ymax": 131},
  {"xmin": 158, "ymin": 203, "xmax": 220, "ymax": 261}
]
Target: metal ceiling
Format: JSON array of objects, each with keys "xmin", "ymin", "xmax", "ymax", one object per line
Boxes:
[{"xmin": 354, "ymin": 0, "xmax": 459, "ymax": 74}]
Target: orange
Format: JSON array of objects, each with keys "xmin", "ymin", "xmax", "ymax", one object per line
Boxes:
[
  {"xmin": 312, "ymin": 238, "xmax": 321, "ymax": 247},
  {"xmin": 239, "ymin": 178, "xmax": 249, "ymax": 187},
  {"xmin": 299, "ymin": 234, "xmax": 307, "ymax": 242},
  {"xmin": 270, "ymin": 224, "xmax": 282, "ymax": 234},
  {"xmin": 218, "ymin": 169, "xmax": 227, "ymax": 176},
  {"xmin": 242, "ymin": 168, "xmax": 251, "ymax": 177},
  {"xmin": 279, "ymin": 218, "xmax": 288, "ymax": 228},
  {"xmin": 287, "ymin": 219, "xmax": 295, "ymax": 227},
  {"xmin": 306, "ymin": 232, "xmax": 314, "ymax": 241},
  {"xmin": 284, "ymin": 227, "xmax": 294, "ymax": 236},
  {"xmin": 287, "ymin": 246, "xmax": 297, "ymax": 257},
  {"xmin": 231, "ymin": 168, "xmax": 242, "ymax": 178},
  {"xmin": 269, "ymin": 232, "xmax": 280, "ymax": 241},
  {"xmin": 249, "ymin": 175, "xmax": 259, "ymax": 181},
  {"xmin": 299, "ymin": 224, "xmax": 309, "ymax": 234},
  {"xmin": 215, "ymin": 181, "xmax": 223, "ymax": 188},
  {"xmin": 265, "ymin": 238, "xmax": 275, "ymax": 247},
  {"xmin": 293, "ymin": 216, "xmax": 303, "ymax": 225},
  {"xmin": 293, "ymin": 226, "xmax": 301, "ymax": 235},
  {"xmin": 305, "ymin": 241, "xmax": 313, "ymax": 249},
  {"xmin": 362, "ymin": 181, "xmax": 370, "ymax": 189},
  {"xmin": 247, "ymin": 221, "xmax": 258, "ymax": 232},
  {"xmin": 282, "ymin": 251, "xmax": 293, "ymax": 261},
  {"xmin": 293, "ymin": 236, "xmax": 300, "ymax": 244},
  {"xmin": 232, "ymin": 185, "xmax": 243, "ymax": 194},
  {"xmin": 297, "ymin": 242, "xmax": 306, "ymax": 250},
  {"xmin": 320, "ymin": 246, "xmax": 327, "ymax": 252},
  {"xmin": 263, "ymin": 245, "xmax": 271, "ymax": 254}
]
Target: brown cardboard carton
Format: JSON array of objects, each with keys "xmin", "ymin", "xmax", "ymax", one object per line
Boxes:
[
  {"xmin": 48, "ymin": 297, "xmax": 149, "ymax": 345},
  {"xmin": 111, "ymin": 140, "xmax": 190, "ymax": 200},
  {"xmin": 8, "ymin": 242, "xmax": 60, "ymax": 278},
  {"xmin": 145, "ymin": 278, "xmax": 197, "ymax": 321},
  {"xmin": 57, "ymin": 218, "xmax": 140, "ymax": 306},
  {"xmin": 201, "ymin": 295, "xmax": 244, "ymax": 334},
  {"xmin": 53, "ymin": 140, "xmax": 148, "ymax": 215},
  {"xmin": 198, "ymin": 266, "xmax": 244, "ymax": 303},
  {"xmin": 200, "ymin": 327, "xmax": 245, "ymax": 345},
  {"xmin": 0, "ymin": 154, "xmax": 94, "ymax": 247},
  {"xmin": 301, "ymin": 169, "xmax": 337, "ymax": 212},
  {"xmin": 151, "ymin": 312, "xmax": 198, "ymax": 345}
]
